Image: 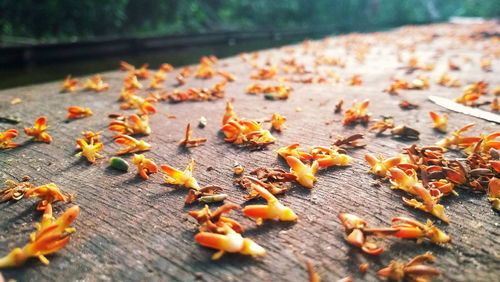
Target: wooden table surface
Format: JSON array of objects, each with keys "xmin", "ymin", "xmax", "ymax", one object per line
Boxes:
[{"xmin": 0, "ymin": 23, "xmax": 499, "ymax": 281}]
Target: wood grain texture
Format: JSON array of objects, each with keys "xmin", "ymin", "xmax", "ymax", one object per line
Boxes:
[{"xmin": 1, "ymin": 24, "xmax": 499, "ymax": 281}]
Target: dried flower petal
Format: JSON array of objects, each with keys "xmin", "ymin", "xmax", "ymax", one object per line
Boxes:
[
  {"xmin": 242, "ymin": 178, "xmax": 297, "ymax": 224},
  {"xmin": 83, "ymin": 75, "xmax": 109, "ymax": 92},
  {"xmin": 132, "ymin": 154, "xmax": 158, "ymax": 179},
  {"xmin": 377, "ymin": 252, "xmax": 440, "ymax": 281},
  {"xmin": 161, "ymin": 159, "xmax": 200, "ymax": 190},
  {"xmin": 75, "ymin": 139, "xmax": 104, "ymax": 163},
  {"xmin": 270, "ymin": 113, "xmax": 287, "ymax": 131},
  {"xmin": 61, "ymin": 75, "xmax": 78, "ymax": 92},
  {"xmin": 24, "ymin": 116, "xmax": 52, "ymax": 143},
  {"xmin": 24, "ymin": 183, "xmax": 67, "ymax": 211},
  {"xmin": 179, "ymin": 123, "xmax": 207, "ymax": 147},
  {"xmin": 343, "ymin": 100, "xmax": 370, "ymax": 126},
  {"xmin": 1, "ymin": 177, "xmax": 34, "ymax": 203},
  {"xmin": 113, "ymin": 134, "xmax": 151, "ymax": 155},
  {"xmin": 0, "ymin": 205, "xmax": 78, "ymax": 267},
  {"xmin": 0, "ymin": 129, "xmax": 20, "ymax": 149},
  {"xmin": 67, "ymin": 106, "xmax": 93, "ymax": 119},
  {"xmin": 429, "ymin": 112, "xmax": 448, "ymax": 133}
]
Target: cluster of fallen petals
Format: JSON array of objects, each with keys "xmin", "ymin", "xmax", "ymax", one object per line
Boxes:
[
  {"xmin": 157, "ymin": 82, "xmax": 227, "ymax": 102},
  {"xmin": 250, "ymin": 66, "xmax": 278, "ymax": 80},
  {"xmin": 402, "ymin": 56, "xmax": 435, "ymax": 74},
  {"xmin": 276, "ymin": 143, "xmax": 353, "ymax": 188},
  {"xmin": 195, "ymin": 56, "xmax": 217, "ymax": 79},
  {"xmin": 188, "ymin": 203, "xmax": 265, "ymax": 259},
  {"xmin": 434, "ymin": 123, "xmax": 477, "ymax": 149},
  {"xmin": 120, "ymin": 94, "xmax": 157, "ymax": 115},
  {"xmin": 383, "ymin": 76, "xmax": 429, "ymax": 95},
  {"xmin": 437, "ymin": 73, "xmax": 460, "ymax": 87},
  {"xmin": 332, "ymin": 134, "xmax": 366, "ymax": 149},
  {"xmin": 283, "ymin": 154, "xmax": 320, "ymax": 188},
  {"xmin": 2, "ymin": 22, "xmax": 499, "ymax": 280},
  {"xmin": 120, "ymin": 61, "xmax": 151, "ymax": 79},
  {"xmin": 338, "ymin": 213, "xmax": 450, "ymax": 255},
  {"xmin": 79, "ymin": 131, "xmax": 101, "ymax": 148},
  {"xmin": 220, "ymin": 102, "xmax": 276, "ymax": 149},
  {"xmin": 0, "ymin": 178, "xmax": 77, "ymax": 268},
  {"xmin": 161, "ymin": 159, "xmax": 228, "ymax": 204},
  {"xmin": 454, "ymin": 81, "xmax": 488, "ymax": 106},
  {"xmin": 175, "ymin": 66, "xmax": 192, "ymax": 85},
  {"xmin": 0, "ymin": 180, "xmax": 69, "ymax": 212},
  {"xmin": 365, "ymin": 153, "xmax": 402, "ymax": 178},
  {"xmin": 149, "ymin": 69, "xmax": 167, "ymax": 89},
  {"xmin": 241, "ymin": 178, "xmax": 297, "ymax": 225},
  {"xmin": 61, "ymin": 74, "xmax": 109, "ymax": 93},
  {"xmin": 109, "ymin": 113, "xmax": 151, "ymax": 135},
  {"xmin": 234, "ymin": 167, "xmax": 296, "ymax": 199},
  {"xmin": 365, "ymin": 125, "xmax": 500, "ymax": 220},
  {"xmin": 123, "ymin": 75, "xmax": 143, "ymax": 90},
  {"xmin": 246, "ymin": 83, "xmax": 292, "ymax": 99}
]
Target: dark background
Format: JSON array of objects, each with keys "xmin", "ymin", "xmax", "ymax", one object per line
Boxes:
[{"xmin": 1, "ymin": 0, "xmax": 499, "ymax": 44}]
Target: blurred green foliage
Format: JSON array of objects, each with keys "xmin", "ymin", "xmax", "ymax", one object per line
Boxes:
[{"xmin": 0, "ymin": 0, "xmax": 498, "ymax": 43}]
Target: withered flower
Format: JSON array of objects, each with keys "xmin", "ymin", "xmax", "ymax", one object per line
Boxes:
[
  {"xmin": 188, "ymin": 204, "xmax": 266, "ymax": 259},
  {"xmin": 399, "ymin": 100, "xmax": 419, "ymax": 110},
  {"xmin": 235, "ymin": 168, "xmax": 296, "ymax": 199},
  {"xmin": 1, "ymin": 176, "xmax": 35, "ymax": 203},
  {"xmin": 179, "ymin": 123, "xmax": 207, "ymax": 147},
  {"xmin": 332, "ymin": 134, "xmax": 366, "ymax": 148},
  {"xmin": 377, "ymin": 252, "xmax": 441, "ymax": 282}
]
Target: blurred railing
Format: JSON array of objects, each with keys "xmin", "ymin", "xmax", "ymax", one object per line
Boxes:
[{"xmin": 0, "ymin": 27, "xmax": 340, "ymax": 68}]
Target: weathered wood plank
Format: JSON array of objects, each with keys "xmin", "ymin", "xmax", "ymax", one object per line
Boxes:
[{"xmin": 0, "ymin": 23, "xmax": 499, "ymax": 281}]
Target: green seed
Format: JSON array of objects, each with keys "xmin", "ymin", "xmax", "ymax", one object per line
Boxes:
[
  {"xmin": 264, "ymin": 93, "xmax": 275, "ymax": 100},
  {"xmin": 109, "ymin": 157, "xmax": 129, "ymax": 171},
  {"xmin": 199, "ymin": 194, "xmax": 228, "ymax": 203},
  {"xmin": 0, "ymin": 115, "xmax": 21, "ymax": 124}
]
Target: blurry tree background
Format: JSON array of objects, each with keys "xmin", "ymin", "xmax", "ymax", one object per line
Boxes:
[{"xmin": 0, "ymin": 0, "xmax": 499, "ymax": 43}]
